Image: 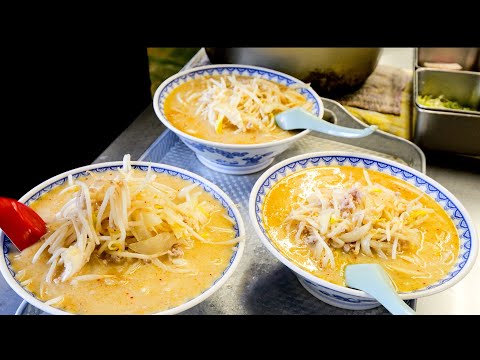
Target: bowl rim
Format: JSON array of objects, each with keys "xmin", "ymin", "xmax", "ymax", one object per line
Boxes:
[
  {"xmin": 0, "ymin": 161, "xmax": 245, "ymax": 315},
  {"xmin": 152, "ymin": 63, "xmax": 326, "ymax": 150},
  {"xmin": 248, "ymin": 151, "xmax": 478, "ymax": 300}
]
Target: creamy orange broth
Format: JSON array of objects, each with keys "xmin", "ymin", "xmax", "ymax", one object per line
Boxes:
[
  {"xmin": 164, "ymin": 76, "xmax": 300, "ymax": 144},
  {"xmin": 9, "ymin": 170, "xmax": 236, "ymax": 314},
  {"xmin": 262, "ymin": 166, "xmax": 459, "ymax": 292}
]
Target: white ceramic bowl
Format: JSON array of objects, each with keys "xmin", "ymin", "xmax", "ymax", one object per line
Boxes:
[
  {"xmin": 0, "ymin": 161, "xmax": 245, "ymax": 315},
  {"xmin": 249, "ymin": 152, "xmax": 478, "ymax": 310},
  {"xmin": 153, "ymin": 64, "xmax": 323, "ymax": 175}
]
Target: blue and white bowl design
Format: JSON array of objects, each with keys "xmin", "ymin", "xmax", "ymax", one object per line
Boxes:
[
  {"xmin": 249, "ymin": 152, "xmax": 478, "ymax": 310},
  {"xmin": 153, "ymin": 64, "xmax": 323, "ymax": 175},
  {"xmin": 0, "ymin": 161, "xmax": 245, "ymax": 315}
]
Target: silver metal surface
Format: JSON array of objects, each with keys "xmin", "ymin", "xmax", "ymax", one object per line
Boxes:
[
  {"xmin": 416, "ymin": 68, "xmax": 480, "ymax": 111},
  {"xmin": 416, "ymin": 48, "xmax": 479, "ymax": 71},
  {"xmin": 205, "ymin": 48, "xmax": 383, "ymax": 96},
  {"xmin": 322, "ymin": 98, "xmax": 426, "ymax": 172},
  {"xmin": 413, "ymin": 68, "xmax": 480, "ymax": 155}
]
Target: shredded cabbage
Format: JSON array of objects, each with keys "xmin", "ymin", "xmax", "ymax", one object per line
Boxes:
[
  {"xmin": 417, "ymin": 94, "xmax": 476, "ymax": 111},
  {"xmin": 32, "ymin": 154, "xmax": 240, "ymax": 283}
]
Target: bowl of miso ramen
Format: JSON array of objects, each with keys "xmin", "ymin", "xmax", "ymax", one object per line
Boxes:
[
  {"xmin": 0, "ymin": 155, "xmax": 245, "ymax": 314},
  {"xmin": 153, "ymin": 64, "xmax": 323, "ymax": 175},
  {"xmin": 249, "ymin": 152, "xmax": 477, "ymax": 310}
]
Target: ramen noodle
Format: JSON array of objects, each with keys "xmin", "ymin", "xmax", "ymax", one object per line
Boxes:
[
  {"xmin": 9, "ymin": 155, "xmax": 241, "ymax": 314},
  {"xmin": 164, "ymin": 75, "xmax": 313, "ymax": 144},
  {"xmin": 262, "ymin": 166, "xmax": 459, "ymax": 292}
]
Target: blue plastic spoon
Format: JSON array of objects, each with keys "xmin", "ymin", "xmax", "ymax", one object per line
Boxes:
[
  {"xmin": 345, "ymin": 264, "xmax": 416, "ymax": 315},
  {"xmin": 275, "ymin": 107, "xmax": 377, "ymax": 138}
]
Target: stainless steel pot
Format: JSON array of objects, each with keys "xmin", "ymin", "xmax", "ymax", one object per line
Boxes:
[{"xmin": 205, "ymin": 48, "xmax": 383, "ymax": 96}]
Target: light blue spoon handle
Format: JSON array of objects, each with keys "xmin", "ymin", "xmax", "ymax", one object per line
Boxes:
[
  {"xmin": 275, "ymin": 108, "xmax": 377, "ymax": 138},
  {"xmin": 345, "ymin": 264, "xmax": 416, "ymax": 315}
]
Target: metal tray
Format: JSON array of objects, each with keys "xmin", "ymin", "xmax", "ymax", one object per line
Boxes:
[
  {"xmin": 17, "ymin": 49, "xmax": 425, "ymax": 315},
  {"xmin": 415, "ymin": 48, "xmax": 479, "ymax": 72},
  {"xmin": 413, "ymin": 68, "xmax": 480, "ymax": 155}
]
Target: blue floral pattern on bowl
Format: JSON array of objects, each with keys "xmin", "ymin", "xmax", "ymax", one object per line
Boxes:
[
  {"xmin": 0, "ymin": 162, "xmax": 245, "ymax": 315},
  {"xmin": 249, "ymin": 153, "xmax": 478, "ymax": 310},
  {"xmin": 183, "ymin": 140, "xmax": 249, "ymax": 159},
  {"xmin": 153, "ymin": 64, "xmax": 323, "ymax": 175}
]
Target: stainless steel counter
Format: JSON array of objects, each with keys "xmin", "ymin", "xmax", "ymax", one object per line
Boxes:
[{"xmin": 1, "ymin": 48, "xmax": 479, "ymax": 315}]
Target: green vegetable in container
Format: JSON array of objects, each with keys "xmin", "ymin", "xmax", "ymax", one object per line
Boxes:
[{"xmin": 417, "ymin": 95, "xmax": 476, "ymax": 111}]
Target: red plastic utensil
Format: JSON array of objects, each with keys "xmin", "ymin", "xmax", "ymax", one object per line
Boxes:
[{"xmin": 0, "ymin": 197, "xmax": 46, "ymax": 251}]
